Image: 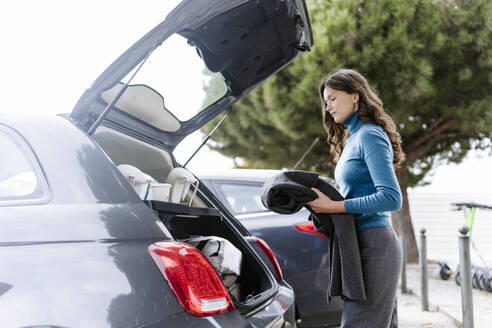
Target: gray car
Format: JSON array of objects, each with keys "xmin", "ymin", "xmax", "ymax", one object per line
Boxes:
[
  {"xmin": 199, "ymin": 169, "xmax": 344, "ymax": 328},
  {"xmin": 0, "ymin": 1, "xmax": 313, "ymax": 327}
]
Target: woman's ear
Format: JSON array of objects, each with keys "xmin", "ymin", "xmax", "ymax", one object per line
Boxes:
[{"xmin": 352, "ymin": 93, "xmax": 359, "ymax": 103}]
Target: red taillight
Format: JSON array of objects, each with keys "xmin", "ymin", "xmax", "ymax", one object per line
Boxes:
[
  {"xmin": 149, "ymin": 241, "xmax": 234, "ymax": 317},
  {"xmin": 253, "ymin": 237, "xmax": 284, "ymax": 281},
  {"xmin": 295, "ymin": 222, "xmax": 329, "ymax": 242}
]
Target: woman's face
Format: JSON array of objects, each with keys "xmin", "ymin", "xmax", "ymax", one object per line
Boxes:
[{"xmin": 323, "ymin": 86, "xmax": 359, "ymax": 123}]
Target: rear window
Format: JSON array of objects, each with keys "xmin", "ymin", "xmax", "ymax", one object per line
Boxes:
[
  {"xmin": 214, "ymin": 182, "xmax": 268, "ymax": 215},
  {"xmin": 0, "ymin": 126, "xmax": 49, "ymax": 205}
]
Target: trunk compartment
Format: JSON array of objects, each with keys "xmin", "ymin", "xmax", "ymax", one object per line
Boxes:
[{"xmin": 145, "ymin": 200, "xmax": 276, "ymax": 312}]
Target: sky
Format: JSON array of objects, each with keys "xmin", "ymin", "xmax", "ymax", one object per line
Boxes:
[{"xmin": 1, "ymin": 0, "xmax": 491, "ymax": 194}]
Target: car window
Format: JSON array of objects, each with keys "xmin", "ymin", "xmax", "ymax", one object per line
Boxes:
[
  {"xmin": 116, "ymin": 33, "xmax": 228, "ymax": 122},
  {"xmin": 0, "ymin": 127, "xmax": 49, "ymax": 204},
  {"xmin": 214, "ymin": 182, "xmax": 267, "ymax": 215}
]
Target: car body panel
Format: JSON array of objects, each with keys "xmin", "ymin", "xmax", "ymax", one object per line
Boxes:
[
  {"xmin": 1, "ymin": 115, "xmax": 140, "ymax": 205},
  {"xmin": 0, "ymin": 241, "xmax": 183, "ymax": 327},
  {"xmin": 0, "ymin": 117, "xmax": 298, "ymax": 327},
  {"xmin": 0, "ymin": 118, "xmax": 183, "ymax": 327}
]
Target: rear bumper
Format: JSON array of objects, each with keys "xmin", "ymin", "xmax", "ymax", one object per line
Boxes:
[
  {"xmin": 245, "ymin": 282, "xmax": 296, "ymax": 328},
  {"xmin": 143, "ymin": 282, "xmax": 296, "ymax": 328}
]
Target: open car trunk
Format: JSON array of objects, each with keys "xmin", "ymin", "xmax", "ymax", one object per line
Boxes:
[
  {"xmin": 92, "ymin": 126, "xmax": 277, "ymax": 313},
  {"xmin": 76, "ymin": 0, "xmax": 313, "ymax": 314},
  {"xmin": 145, "ymin": 200, "xmax": 276, "ymax": 312}
]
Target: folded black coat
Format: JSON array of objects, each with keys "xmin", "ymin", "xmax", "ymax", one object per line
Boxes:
[{"xmin": 261, "ymin": 170, "xmax": 366, "ymax": 302}]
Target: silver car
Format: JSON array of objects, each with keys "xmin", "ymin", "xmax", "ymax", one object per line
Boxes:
[{"xmin": 0, "ymin": 1, "xmax": 313, "ymax": 327}]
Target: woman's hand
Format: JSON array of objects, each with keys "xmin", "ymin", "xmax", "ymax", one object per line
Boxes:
[{"xmin": 306, "ymin": 188, "xmax": 346, "ymax": 213}]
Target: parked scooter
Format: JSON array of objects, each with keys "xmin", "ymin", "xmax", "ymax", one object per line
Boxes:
[
  {"xmin": 454, "ymin": 265, "xmax": 492, "ymax": 292},
  {"xmin": 439, "ymin": 262, "xmax": 453, "ymax": 280},
  {"xmin": 441, "ymin": 203, "xmax": 492, "ymax": 292}
]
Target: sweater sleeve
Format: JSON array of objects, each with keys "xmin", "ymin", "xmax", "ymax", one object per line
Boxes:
[{"xmin": 344, "ymin": 127, "xmax": 402, "ymax": 214}]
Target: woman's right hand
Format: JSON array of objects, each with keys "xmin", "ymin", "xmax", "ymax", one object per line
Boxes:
[{"xmin": 306, "ymin": 188, "xmax": 346, "ymax": 213}]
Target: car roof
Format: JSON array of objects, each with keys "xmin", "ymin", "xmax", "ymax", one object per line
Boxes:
[
  {"xmin": 197, "ymin": 168, "xmax": 338, "ymax": 189},
  {"xmin": 196, "ymin": 169, "xmax": 283, "ymax": 183}
]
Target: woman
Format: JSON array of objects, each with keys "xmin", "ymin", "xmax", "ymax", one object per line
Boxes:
[{"xmin": 306, "ymin": 69, "xmax": 405, "ymax": 328}]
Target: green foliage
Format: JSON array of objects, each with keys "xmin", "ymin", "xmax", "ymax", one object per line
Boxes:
[
  {"xmin": 202, "ymin": 0, "xmax": 492, "ymax": 186},
  {"xmin": 201, "ymin": 68, "xmax": 229, "ymax": 110}
]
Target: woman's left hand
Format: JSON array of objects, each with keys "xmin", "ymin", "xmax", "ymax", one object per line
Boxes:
[{"xmin": 306, "ymin": 188, "xmax": 346, "ymax": 213}]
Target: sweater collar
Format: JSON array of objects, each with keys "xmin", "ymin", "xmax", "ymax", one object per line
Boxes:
[{"xmin": 344, "ymin": 111, "xmax": 364, "ymax": 134}]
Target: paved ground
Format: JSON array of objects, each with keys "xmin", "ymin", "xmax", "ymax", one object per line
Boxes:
[
  {"xmin": 330, "ymin": 274, "xmax": 460, "ymax": 328},
  {"xmin": 328, "ymin": 261, "xmax": 492, "ymax": 327},
  {"xmin": 403, "ymin": 262, "xmax": 492, "ymax": 327},
  {"xmin": 398, "ymin": 288, "xmax": 459, "ymax": 327}
]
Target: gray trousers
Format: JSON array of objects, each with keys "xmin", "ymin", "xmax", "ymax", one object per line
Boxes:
[{"xmin": 341, "ymin": 226, "xmax": 402, "ymax": 328}]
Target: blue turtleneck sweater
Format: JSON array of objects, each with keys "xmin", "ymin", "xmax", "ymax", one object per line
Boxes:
[{"xmin": 334, "ymin": 112, "xmax": 402, "ymax": 230}]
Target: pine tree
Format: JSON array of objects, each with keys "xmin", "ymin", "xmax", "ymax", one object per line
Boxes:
[{"xmin": 202, "ymin": 0, "xmax": 492, "ymax": 262}]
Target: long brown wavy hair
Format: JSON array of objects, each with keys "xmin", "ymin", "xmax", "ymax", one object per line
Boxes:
[{"xmin": 319, "ymin": 69, "xmax": 405, "ymax": 168}]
